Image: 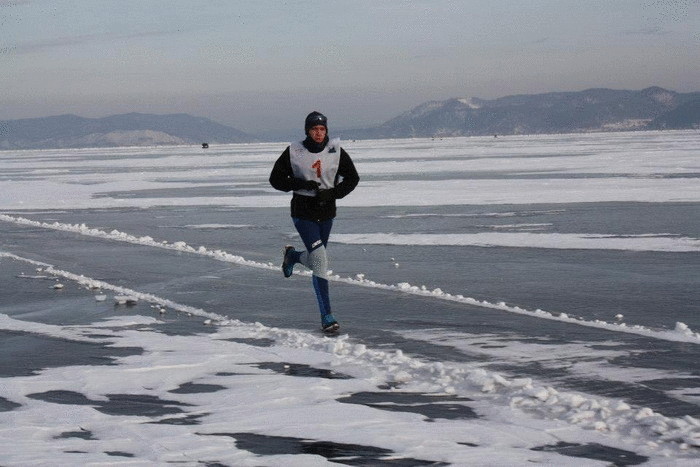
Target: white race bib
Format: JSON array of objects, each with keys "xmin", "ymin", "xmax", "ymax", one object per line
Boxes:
[{"xmin": 289, "ymin": 138, "xmax": 341, "ymax": 196}]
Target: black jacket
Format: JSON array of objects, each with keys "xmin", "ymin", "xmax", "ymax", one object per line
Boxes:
[{"xmin": 269, "ymin": 139, "xmax": 359, "ymax": 221}]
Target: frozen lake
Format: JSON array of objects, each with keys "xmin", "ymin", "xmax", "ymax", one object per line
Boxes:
[{"xmin": 1, "ymin": 131, "xmax": 699, "ymax": 465}]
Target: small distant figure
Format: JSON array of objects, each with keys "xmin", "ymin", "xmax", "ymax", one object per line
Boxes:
[
  {"xmin": 202, "ymin": 143, "xmax": 209, "ymax": 149},
  {"xmin": 494, "ymin": 134, "xmax": 498, "ymax": 138}
]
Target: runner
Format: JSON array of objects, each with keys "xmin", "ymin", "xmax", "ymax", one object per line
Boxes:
[{"xmin": 269, "ymin": 111, "xmax": 360, "ymax": 332}]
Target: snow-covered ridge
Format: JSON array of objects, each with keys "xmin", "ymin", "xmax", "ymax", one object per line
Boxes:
[
  {"xmin": 458, "ymin": 97, "xmax": 482, "ymax": 109},
  {"xmin": 1, "ymin": 251, "xmax": 699, "ymax": 456},
  {"xmin": 2, "ymin": 214, "xmax": 699, "ymax": 345}
]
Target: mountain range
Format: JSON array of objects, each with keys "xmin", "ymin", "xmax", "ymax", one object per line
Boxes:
[
  {"xmin": 1, "ymin": 87, "xmax": 698, "ymax": 149},
  {"xmin": 0, "ymin": 113, "xmax": 255, "ymax": 150},
  {"xmin": 344, "ymin": 86, "xmax": 700, "ymax": 139}
]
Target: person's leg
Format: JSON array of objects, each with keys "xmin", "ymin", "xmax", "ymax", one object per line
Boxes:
[
  {"xmin": 282, "ymin": 217, "xmax": 321, "ymax": 277},
  {"xmin": 319, "ymin": 218, "xmax": 333, "ymax": 248},
  {"xmin": 292, "ymin": 218, "xmax": 337, "ymax": 329},
  {"xmin": 292, "ymin": 218, "xmax": 332, "ymax": 274},
  {"xmin": 282, "ymin": 245, "xmax": 300, "ymax": 277}
]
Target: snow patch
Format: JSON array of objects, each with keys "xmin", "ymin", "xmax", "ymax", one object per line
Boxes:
[
  {"xmin": 458, "ymin": 97, "xmax": 482, "ymax": 109},
  {"xmin": 332, "ymin": 231, "xmax": 700, "ymax": 252}
]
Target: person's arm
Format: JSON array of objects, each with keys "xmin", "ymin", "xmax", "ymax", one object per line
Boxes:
[
  {"xmin": 333, "ymin": 148, "xmax": 359, "ymax": 199},
  {"xmin": 270, "ymin": 147, "xmax": 320, "ymax": 192}
]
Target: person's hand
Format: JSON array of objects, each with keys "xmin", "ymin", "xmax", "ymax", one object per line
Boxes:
[
  {"xmin": 293, "ymin": 179, "xmax": 320, "ymax": 191},
  {"xmin": 316, "ymin": 189, "xmax": 335, "ymax": 203},
  {"xmin": 302, "ymin": 180, "xmax": 321, "ymax": 191}
]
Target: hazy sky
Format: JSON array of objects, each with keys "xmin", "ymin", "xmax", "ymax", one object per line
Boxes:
[{"xmin": 2, "ymin": 0, "xmax": 699, "ymax": 135}]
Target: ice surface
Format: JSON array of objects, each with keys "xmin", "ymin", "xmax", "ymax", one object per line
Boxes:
[
  {"xmin": 0, "ymin": 254, "xmax": 698, "ymax": 465},
  {"xmin": 2, "ymin": 215, "xmax": 698, "ymax": 344},
  {"xmin": 1, "ymin": 131, "xmax": 699, "ymax": 211},
  {"xmin": 1, "ymin": 131, "xmax": 699, "ymax": 464}
]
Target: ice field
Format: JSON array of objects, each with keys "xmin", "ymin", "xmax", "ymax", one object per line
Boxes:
[{"xmin": 1, "ymin": 130, "xmax": 699, "ymax": 465}]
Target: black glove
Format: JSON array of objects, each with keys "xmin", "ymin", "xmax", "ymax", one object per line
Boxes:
[
  {"xmin": 303, "ymin": 180, "xmax": 321, "ymax": 191},
  {"xmin": 316, "ymin": 189, "xmax": 335, "ymax": 203},
  {"xmin": 292, "ymin": 178, "xmax": 320, "ymax": 191}
]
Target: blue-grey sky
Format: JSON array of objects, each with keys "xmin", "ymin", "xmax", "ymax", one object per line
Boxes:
[{"xmin": 2, "ymin": 0, "xmax": 699, "ymax": 134}]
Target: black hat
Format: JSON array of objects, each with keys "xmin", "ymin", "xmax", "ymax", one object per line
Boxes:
[{"xmin": 305, "ymin": 111, "xmax": 327, "ymax": 134}]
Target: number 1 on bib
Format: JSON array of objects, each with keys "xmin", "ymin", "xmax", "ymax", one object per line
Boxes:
[{"xmin": 312, "ymin": 159, "xmax": 322, "ymax": 178}]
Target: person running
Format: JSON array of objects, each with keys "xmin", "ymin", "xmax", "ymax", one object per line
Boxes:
[{"xmin": 269, "ymin": 111, "xmax": 360, "ymax": 332}]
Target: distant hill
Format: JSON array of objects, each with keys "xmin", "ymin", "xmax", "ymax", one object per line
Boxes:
[
  {"xmin": 343, "ymin": 87, "xmax": 700, "ymax": 139},
  {"xmin": 647, "ymin": 99, "xmax": 700, "ymax": 130},
  {"xmin": 3, "ymin": 87, "xmax": 699, "ymax": 149},
  {"xmin": 0, "ymin": 113, "xmax": 257, "ymax": 150}
]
